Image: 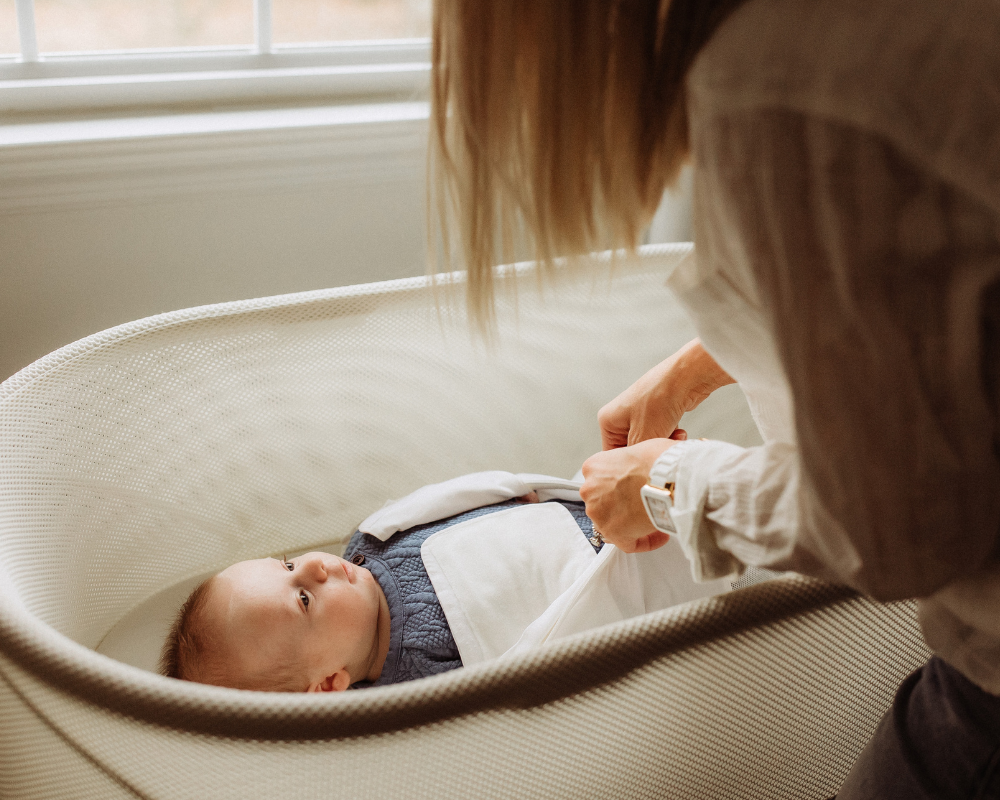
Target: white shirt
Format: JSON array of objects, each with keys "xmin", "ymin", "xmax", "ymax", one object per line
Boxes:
[{"xmin": 661, "ymin": 0, "xmax": 1000, "ymax": 693}]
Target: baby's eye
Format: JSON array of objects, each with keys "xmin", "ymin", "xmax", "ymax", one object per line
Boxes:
[
  {"xmin": 299, "ymin": 590, "xmax": 310, "ymax": 609},
  {"xmin": 284, "ymin": 561, "xmax": 294, "ymax": 571}
]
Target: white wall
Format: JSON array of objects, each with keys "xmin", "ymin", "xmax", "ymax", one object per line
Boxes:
[
  {"xmin": 0, "ymin": 105, "xmax": 691, "ymax": 382},
  {"xmin": 0, "ymin": 104, "xmax": 428, "ymax": 380}
]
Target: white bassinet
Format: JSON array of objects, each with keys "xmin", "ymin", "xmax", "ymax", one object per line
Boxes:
[{"xmin": 0, "ymin": 244, "xmax": 929, "ymax": 800}]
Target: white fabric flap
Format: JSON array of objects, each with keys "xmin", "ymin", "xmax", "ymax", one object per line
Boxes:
[
  {"xmin": 503, "ymin": 536, "xmax": 733, "ymax": 659},
  {"xmin": 420, "ymin": 503, "xmax": 595, "ymax": 666},
  {"xmin": 359, "ymin": 471, "xmax": 582, "ymax": 541}
]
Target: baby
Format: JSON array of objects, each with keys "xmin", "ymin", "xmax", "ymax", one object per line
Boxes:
[
  {"xmin": 160, "ymin": 548, "xmax": 394, "ymax": 692},
  {"xmin": 160, "ymin": 471, "xmax": 733, "ymax": 692},
  {"xmin": 160, "ymin": 493, "xmax": 596, "ymax": 692}
]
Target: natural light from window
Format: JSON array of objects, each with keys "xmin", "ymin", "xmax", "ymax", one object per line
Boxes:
[
  {"xmin": 1, "ymin": 0, "xmax": 430, "ymax": 56},
  {"xmin": 1, "ymin": 0, "xmax": 18, "ymax": 54},
  {"xmin": 34, "ymin": 0, "xmax": 254, "ymax": 51},
  {"xmin": 274, "ymin": 0, "xmax": 430, "ymax": 44}
]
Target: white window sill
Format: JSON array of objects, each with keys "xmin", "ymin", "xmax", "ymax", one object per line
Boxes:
[
  {"xmin": 0, "ymin": 63, "xmax": 429, "ymax": 115},
  {"xmin": 0, "ymin": 100, "xmax": 427, "ymax": 147},
  {"xmin": 0, "ymin": 41, "xmax": 430, "ymax": 114},
  {"xmin": 0, "ymin": 100, "xmax": 430, "ymax": 212}
]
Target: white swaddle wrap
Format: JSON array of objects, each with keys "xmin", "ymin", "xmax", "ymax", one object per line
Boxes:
[{"xmin": 359, "ymin": 472, "xmax": 731, "ymax": 666}]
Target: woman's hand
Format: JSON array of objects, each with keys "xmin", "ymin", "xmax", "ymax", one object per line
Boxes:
[
  {"xmin": 580, "ymin": 438, "xmax": 677, "ymax": 553},
  {"xmin": 599, "ymin": 338, "xmax": 735, "ymax": 450},
  {"xmin": 584, "ymin": 340, "xmax": 733, "ymax": 552}
]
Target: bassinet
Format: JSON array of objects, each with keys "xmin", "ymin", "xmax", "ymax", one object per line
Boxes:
[{"xmin": 0, "ymin": 244, "xmax": 929, "ymax": 800}]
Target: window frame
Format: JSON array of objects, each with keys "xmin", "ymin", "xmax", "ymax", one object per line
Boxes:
[{"xmin": 2, "ymin": 0, "xmax": 431, "ymax": 115}]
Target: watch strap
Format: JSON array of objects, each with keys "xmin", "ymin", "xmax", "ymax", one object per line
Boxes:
[{"xmin": 648, "ymin": 440, "xmax": 692, "ymax": 489}]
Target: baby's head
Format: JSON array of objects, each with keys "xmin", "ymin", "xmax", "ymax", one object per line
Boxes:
[{"xmin": 160, "ymin": 552, "xmax": 388, "ymax": 692}]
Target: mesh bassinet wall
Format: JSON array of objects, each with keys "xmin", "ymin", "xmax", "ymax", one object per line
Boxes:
[{"xmin": 0, "ymin": 244, "xmax": 929, "ymax": 800}]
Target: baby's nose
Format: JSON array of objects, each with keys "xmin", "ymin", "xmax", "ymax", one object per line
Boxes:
[{"xmin": 302, "ymin": 554, "xmax": 328, "ymax": 582}]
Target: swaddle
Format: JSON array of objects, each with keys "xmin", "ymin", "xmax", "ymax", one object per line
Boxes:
[
  {"xmin": 359, "ymin": 471, "xmax": 584, "ymax": 540},
  {"xmin": 362, "ymin": 471, "xmax": 731, "ymax": 666},
  {"xmin": 503, "ymin": 534, "xmax": 731, "ymax": 659}
]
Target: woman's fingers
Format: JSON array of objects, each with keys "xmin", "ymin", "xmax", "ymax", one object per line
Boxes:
[
  {"xmin": 625, "ymin": 412, "xmax": 685, "ymax": 446},
  {"xmin": 598, "ymin": 398, "xmax": 634, "ymax": 451},
  {"xmin": 580, "ymin": 439, "xmax": 675, "ymax": 552},
  {"xmin": 626, "ymin": 531, "xmax": 672, "ymax": 553}
]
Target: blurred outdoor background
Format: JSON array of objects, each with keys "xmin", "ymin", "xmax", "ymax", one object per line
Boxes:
[{"xmin": 0, "ymin": 0, "xmax": 431, "ymax": 55}]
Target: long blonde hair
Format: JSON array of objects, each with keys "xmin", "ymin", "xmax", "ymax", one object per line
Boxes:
[{"xmin": 431, "ymin": 0, "xmax": 745, "ymax": 324}]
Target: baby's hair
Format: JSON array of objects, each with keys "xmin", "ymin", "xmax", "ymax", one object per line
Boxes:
[
  {"xmin": 159, "ymin": 576, "xmax": 219, "ymax": 684},
  {"xmin": 160, "ymin": 572, "xmax": 309, "ymax": 692}
]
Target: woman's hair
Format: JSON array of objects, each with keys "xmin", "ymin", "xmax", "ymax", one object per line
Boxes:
[{"xmin": 431, "ymin": 0, "xmax": 747, "ymax": 324}]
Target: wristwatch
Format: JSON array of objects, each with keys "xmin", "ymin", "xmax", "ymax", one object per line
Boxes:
[
  {"xmin": 640, "ymin": 481, "xmax": 676, "ymax": 534},
  {"xmin": 639, "ymin": 444, "xmax": 688, "ymax": 534}
]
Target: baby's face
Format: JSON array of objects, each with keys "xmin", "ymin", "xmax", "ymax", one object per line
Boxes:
[{"xmin": 210, "ymin": 552, "xmax": 383, "ymax": 691}]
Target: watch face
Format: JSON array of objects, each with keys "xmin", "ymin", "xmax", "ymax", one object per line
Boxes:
[{"xmin": 640, "ymin": 485, "xmax": 676, "ymax": 534}]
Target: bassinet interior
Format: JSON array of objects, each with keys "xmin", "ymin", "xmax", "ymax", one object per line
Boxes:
[{"xmin": 0, "ymin": 245, "xmax": 930, "ymax": 800}]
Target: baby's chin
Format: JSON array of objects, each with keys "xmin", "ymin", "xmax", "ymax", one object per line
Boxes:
[
  {"xmin": 358, "ymin": 564, "xmax": 386, "ymax": 615},
  {"xmin": 357, "ymin": 563, "xmax": 377, "ymax": 593}
]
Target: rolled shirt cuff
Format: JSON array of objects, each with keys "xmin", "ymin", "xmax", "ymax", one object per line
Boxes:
[{"xmin": 649, "ymin": 440, "xmax": 744, "ymax": 583}]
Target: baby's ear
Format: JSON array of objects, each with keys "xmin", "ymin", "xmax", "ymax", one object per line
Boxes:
[{"xmin": 309, "ymin": 671, "xmax": 350, "ymax": 693}]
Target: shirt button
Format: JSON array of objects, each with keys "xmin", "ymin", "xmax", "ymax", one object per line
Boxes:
[{"xmin": 351, "ymin": 554, "xmax": 366, "ymax": 566}]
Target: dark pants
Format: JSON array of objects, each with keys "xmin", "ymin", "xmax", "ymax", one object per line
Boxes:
[{"xmin": 837, "ymin": 657, "xmax": 1000, "ymax": 799}]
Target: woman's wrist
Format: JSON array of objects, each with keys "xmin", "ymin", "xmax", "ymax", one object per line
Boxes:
[
  {"xmin": 648, "ymin": 439, "xmax": 692, "ymax": 488},
  {"xmin": 675, "ymin": 340, "xmax": 735, "ymax": 402}
]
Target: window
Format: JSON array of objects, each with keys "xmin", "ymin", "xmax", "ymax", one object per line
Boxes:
[
  {"xmin": 5, "ymin": 0, "xmax": 430, "ymax": 54},
  {"xmin": 1, "ymin": 1, "xmax": 17, "ymax": 56},
  {"xmin": 1, "ymin": 0, "xmax": 430, "ymax": 115}
]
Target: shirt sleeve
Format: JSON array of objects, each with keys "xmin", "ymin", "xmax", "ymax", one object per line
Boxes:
[{"xmin": 676, "ymin": 108, "xmax": 1000, "ymax": 601}]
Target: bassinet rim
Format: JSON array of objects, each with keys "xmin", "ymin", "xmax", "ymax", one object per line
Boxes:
[{"xmin": 0, "ymin": 575, "xmax": 861, "ymax": 740}]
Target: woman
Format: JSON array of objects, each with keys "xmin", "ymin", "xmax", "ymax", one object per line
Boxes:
[{"xmin": 431, "ymin": 0, "xmax": 1000, "ymax": 797}]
